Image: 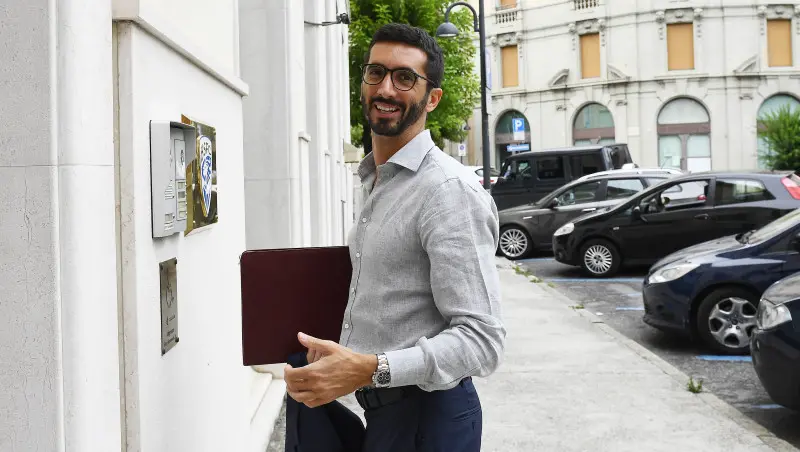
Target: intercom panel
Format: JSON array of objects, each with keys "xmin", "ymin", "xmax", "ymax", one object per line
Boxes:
[{"xmin": 150, "ymin": 121, "xmax": 196, "ymax": 238}]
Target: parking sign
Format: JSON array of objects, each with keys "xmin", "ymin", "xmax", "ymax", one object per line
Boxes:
[{"xmin": 512, "ymin": 118, "xmax": 525, "ymax": 141}]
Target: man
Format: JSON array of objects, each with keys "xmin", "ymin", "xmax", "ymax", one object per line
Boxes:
[{"xmin": 284, "ymin": 23, "xmax": 505, "ymax": 452}]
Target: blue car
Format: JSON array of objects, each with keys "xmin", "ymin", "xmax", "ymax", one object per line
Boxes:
[
  {"xmin": 752, "ymin": 272, "xmax": 800, "ymax": 410},
  {"xmin": 642, "ymin": 208, "xmax": 800, "ymax": 354}
]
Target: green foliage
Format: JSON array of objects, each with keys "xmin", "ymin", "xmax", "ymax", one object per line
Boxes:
[
  {"xmin": 758, "ymin": 104, "xmax": 800, "ymax": 171},
  {"xmin": 348, "ymin": 0, "xmax": 481, "ymax": 150}
]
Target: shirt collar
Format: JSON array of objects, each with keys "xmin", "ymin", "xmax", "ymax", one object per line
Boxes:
[{"xmin": 357, "ymin": 130, "xmax": 435, "ymax": 181}]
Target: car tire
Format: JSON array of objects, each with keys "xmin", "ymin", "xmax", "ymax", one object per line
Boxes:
[
  {"xmin": 579, "ymin": 239, "xmax": 620, "ymax": 278},
  {"xmin": 498, "ymin": 226, "xmax": 532, "ymax": 260},
  {"xmin": 696, "ymin": 287, "xmax": 760, "ymax": 355}
]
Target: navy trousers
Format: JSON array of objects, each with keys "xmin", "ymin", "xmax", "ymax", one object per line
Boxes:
[{"xmin": 361, "ymin": 379, "xmax": 482, "ymax": 452}]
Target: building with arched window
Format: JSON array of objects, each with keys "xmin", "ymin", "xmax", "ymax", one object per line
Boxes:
[{"xmin": 462, "ymin": 0, "xmax": 800, "ymax": 172}]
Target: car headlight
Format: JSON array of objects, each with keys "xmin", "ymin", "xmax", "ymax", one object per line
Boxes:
[
  {"xmin": 554, "ymin": 223, "xmax": 574, "ymax": 236},
  {"xmin": 757, "ymin": 299, "xmax": 793, "ymax": 330},
  {"xmin": 646, "ymin": 263, "xmax": 699, "ymax": 284}
]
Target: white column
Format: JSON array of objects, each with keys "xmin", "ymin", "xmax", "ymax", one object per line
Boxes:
[
  {"xmin": 326, "ymin": 0, "xmax": 340, "ymax": 245},
  {"xmin": 58, "ymin": 0, "xmax": 122, "ymax": 449},
  {"xmin": 304, "ymin": 0, "xmax": 330, "ymax": 246},
  {"xmin": 0, "ymin": 1, "xmax": 62, "ymax": 448},
  {"xmin": 241, "ymin": 0, "xmax": 309, "ymax": 249},
  {"xmin": 0, "ymin": 0, "xmax": 122, "ymax": 449}
]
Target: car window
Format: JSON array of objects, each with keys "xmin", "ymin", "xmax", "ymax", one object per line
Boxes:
[
  {"xmin": 747, "ymin": 208, "xmax": 800, "ymax": 244},
  {"xmin": 607, "ymin": 179, "xmax": 645, "ymax": 200},
  {"xmin": 568, "ymin": 154, "xmax": 604, "ymax": 179},
  {"xmin": 640, "ymin": 180, "xmax": 709, "ymax": 214},
  {"xmin": 536, "ymin": 156, "xmax": 565, "ymax": 180},
  {"xmin": 556, "ymin": 181, "xmax": 602, "ymax": 206},
  {"xmin": 500, "ymin": 159, "xmax": 533, "ymax": 181},
  {"xmin": 714, "ymin": 179, "xmax": 774, "ymax": 206},
  {"xmin": 607, "ymin": 145, "xmax": 632, "ymax": 169}
]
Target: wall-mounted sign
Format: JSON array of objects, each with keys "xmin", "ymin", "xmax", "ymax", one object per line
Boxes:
[
  {"xmin": 458, "ymin": 143, "xmax": 467, "ymax": 157},
  {"xmin": 181, "ymin": 115, "xmax": 218, "ymax": 235},
  {"xmin": 512, "ymin": 118, "xmax": 526, "ymax": 141},
  {"xmin": 507, "ymin": 143, "xmax": 530, "ymax": 152},
  {"xmin": 160, "ymin": 258, "xmax": 179, "ymax": 355}
]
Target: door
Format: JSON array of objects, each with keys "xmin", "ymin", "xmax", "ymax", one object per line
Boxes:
[
  {"xmin": 712, "ymin": 178, "xmax": 778, "ymax": 238},
  {"xmin": 530, "ymin": 155, "xmax": 567, "ymax": 201},
  {"xmin": 493, "ymin": 158, "xmax": 533, "ymax": 210},
  {"xmin": 540, "ymin": 180, "xmax": 606, "ymax": 233},
  {"xmin": 612, "ymin": 179, "xmax": 716, "ymax": 262}
]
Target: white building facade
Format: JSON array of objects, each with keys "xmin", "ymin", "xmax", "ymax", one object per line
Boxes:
[
  {"xmin": 464, "ymin": 0, "xmax": 800, "ymax": 172},
  {"xmin": 0, "ymin": 0, "xmax": 353, "ymax": 451}
]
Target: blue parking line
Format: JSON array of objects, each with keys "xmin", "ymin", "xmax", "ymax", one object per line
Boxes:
[
  {"xmin": 616, "ymin": 307, "xmax": 645, "ymax": 311},
  {"xmin": 625, "ymin": 292, "xmax": 641, "ymax": 297},
  {"xmin": 752, "ymin": 404, "xmax": 784, "ymax": 410},
  {"xmin": 697, "ymin": 355, "xmax": 753, "ymax": 363},
  {"xmin": 547, "ymin": 278, "xmax": 644, "ymax": 283}
]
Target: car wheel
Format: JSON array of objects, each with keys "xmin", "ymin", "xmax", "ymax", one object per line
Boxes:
[
  {"xmin": 696, "ymin": 287, "xmax": 759, "ymax": 355},
  {"xmin": 499, "ymin": 226, "xmax": 532, "ymax": 260},
  {"xmin": 579, "ymin": 239, "xmax": 620, "ymax": 277}
]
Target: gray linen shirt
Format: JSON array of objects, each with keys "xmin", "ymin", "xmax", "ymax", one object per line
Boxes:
[{"xmin": 340, "ymin": 129, "xmax": 506, "ymax": 392}]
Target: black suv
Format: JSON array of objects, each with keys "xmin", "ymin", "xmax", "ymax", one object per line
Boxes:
[
  {"xmin": 491, "ymin": 143, "xmax": 634, "ymax": 211},
  {"xmin": 552, "ymin": 171, "xmax": 800, "ymax": 277}
]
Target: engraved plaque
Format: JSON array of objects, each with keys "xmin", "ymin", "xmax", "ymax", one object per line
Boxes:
[{"xmin": 160, "ymin": 258, "xmax": 179, "ymax": 355}]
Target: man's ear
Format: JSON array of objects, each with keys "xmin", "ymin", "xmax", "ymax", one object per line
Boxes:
[{"xmin": 426, "ymin": 88, "xmax": 443, "ymax": 113}]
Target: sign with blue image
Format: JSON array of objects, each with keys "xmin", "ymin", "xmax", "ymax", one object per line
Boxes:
[{"xmin": 512, "ymin": 118, "xmax": 525, "ymax": 141}]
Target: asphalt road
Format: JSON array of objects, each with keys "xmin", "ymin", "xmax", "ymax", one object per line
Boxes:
[{"xmin": 516, "ymin": 256, "xmax": 800, "ymax": 449}]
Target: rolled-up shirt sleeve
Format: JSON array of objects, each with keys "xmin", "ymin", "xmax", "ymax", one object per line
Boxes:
[{"xmin": 384, "ymin": 178, "xmax": 506, "ymax": 391}]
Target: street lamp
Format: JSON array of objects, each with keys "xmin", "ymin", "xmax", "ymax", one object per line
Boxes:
[{"xmin": 436, "ymin": 1, "xmax": 492, "ymax": 190}]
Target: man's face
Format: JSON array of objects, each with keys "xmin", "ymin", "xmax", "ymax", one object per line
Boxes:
[{"xmin": 360, "ymin": 42, "xmax": 442, "ymax": 137}]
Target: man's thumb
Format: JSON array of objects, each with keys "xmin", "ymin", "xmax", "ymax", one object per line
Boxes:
[{"xmin": 298, "ymin": 332, "xmax": 327, "ymax": 349}]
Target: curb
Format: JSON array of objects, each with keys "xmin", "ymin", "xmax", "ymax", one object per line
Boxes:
[{"xmin": 501, "ymin": 259, "xmax": 798, "ymax": 452}]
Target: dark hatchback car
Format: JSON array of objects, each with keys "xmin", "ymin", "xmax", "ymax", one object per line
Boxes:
[
  {"xmin": 497, "ymin": 170, "xmax": 678, "ymax": 259},
  {"xmin": 553, "ymin": 171, "xmax": 800, "ymax": 277},
  {"xmin": 752, "ymin": 272, "xmax": 800, "ymax": 410},
  {"xmin": 491, "ymin": 143, "xmax": 634, "ymax": 211},
  {"xmin": 640, "ymin": 208, "xmax": 800, "ymax": 354}
]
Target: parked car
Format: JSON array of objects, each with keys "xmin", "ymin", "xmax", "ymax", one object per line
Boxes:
[
  {"xmin": 553, "ymin": 171, "xmax": 800, "ymax": 277},
  {"xmin": 491, "ymin": 143, "xmax": 634, "ymax": 211},
  {"xmin": 752, "ymin": 272, "xmax": 800, "ymax": 410},
  {"xmin": 465, "ymin": 165, "xmax": 500, "ymax": 186},
  {"xmin": 497, "ymin": 169, "xmax": 679, "ymax": 259},
  {"xmin": 640, "ymin": 207, "xmax": 800, "ymax": 354}
]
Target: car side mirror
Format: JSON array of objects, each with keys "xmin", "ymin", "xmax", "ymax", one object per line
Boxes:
[
  {"xmin": 632, "ymin": 206, "xmax": 648, "ymax": 223},
  {"xmin": 549, "ymin": 199, "xmax": 560, "ymax": 209},
  {"xmin": 793, "ymin": 232, "xmax": 800, "ymax": 252}
]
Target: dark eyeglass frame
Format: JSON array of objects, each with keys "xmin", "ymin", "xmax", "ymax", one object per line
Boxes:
[{"xmin": 361, "ymin": 63, "xmax": 436, "ymax": 91}]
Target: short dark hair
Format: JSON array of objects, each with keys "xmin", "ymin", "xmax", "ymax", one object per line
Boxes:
[{"xmin": 364, "ymin": 23, "xmax": 444, "ymax": 90}]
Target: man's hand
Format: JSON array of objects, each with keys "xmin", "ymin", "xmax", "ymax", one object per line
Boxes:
[{"xmin": 284, "ymin": 332, "xmax": 378, "ymax": 408}]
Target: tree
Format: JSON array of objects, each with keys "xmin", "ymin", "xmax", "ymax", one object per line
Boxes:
[
  {"xmin": 758, "ymin": 104, "xmax": 800, "ymax": 171},
  {"xmin": 348, "ymin": 0, "xmax": 481, "ymax": 154}
]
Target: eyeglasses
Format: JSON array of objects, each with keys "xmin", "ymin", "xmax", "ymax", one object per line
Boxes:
[{"xmin": 361, "ymin": 63, "xmax": 435, "ymax": 91}]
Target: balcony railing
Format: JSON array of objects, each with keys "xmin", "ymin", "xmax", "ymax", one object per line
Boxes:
[
  {"xmin": 496, "ymin": 9, "xmax": 519, "ymax": 25},
  {"xmin": 575, "ymin": 0, "xmax": 599, "ymax": 10}
]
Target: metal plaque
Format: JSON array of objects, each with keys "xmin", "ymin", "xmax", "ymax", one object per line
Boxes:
[{"xmin": 160, "ymin": 258, "xmax": 179, "ymax": 355}]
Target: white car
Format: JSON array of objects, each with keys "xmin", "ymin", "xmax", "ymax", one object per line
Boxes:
[{"xmin": 465, "ymin": 165, "xmax": 500, "ymax": 186}]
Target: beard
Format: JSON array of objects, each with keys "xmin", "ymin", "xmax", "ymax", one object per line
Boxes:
[{"xmin": 361, "ymin": 93, "xmax": 428, "ymax": 137}]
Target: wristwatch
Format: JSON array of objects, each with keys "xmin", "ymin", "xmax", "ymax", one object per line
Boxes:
[{"xmin": 372, "ymin": 353, "xmax": 391, "ymax": 388}]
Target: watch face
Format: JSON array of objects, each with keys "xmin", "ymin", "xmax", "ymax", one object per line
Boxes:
[{"xmin": 377, "ymin": 372, "xmax": 391, "ymax": 386}]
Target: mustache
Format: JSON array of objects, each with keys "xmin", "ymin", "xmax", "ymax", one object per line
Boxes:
[{"xmin": 369, "ymin": 97, "xmax": 404, "ymax": 109}]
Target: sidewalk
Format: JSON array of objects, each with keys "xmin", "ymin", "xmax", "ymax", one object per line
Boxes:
[
  {"xmin": 480, "ymin": 259, "xmax": 796, "ymax": 452},
  {"xmin": 266, "ymin": 259, "xmax": 798, "ymax": 451}
]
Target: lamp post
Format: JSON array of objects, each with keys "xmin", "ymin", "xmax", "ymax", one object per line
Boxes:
[{"xmin": 436, "ymin": 1, "xmax": 492, "ymax": 190}]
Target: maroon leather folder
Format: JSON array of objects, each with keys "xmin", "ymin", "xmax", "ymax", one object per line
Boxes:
[{"xmin": 240, "ymin": 246, "xmax": 352, "ymax": 366}]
